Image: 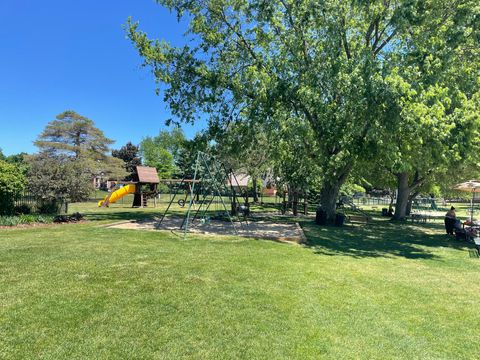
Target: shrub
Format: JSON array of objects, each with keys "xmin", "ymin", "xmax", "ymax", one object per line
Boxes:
[
  {"xmin": 0, "ymin": 193, "xmax": 15, "ymax": 216},
  {"xmin": 14, "ymin": 204, "xmax": 32, "ymax": 215},
  {"xmin": 0, "ymin": 216, "xmax": 20, "ymax": 226},
  {"xmin": 0, "ymin": 160, "xmax": 27, "ymax": 215},
  {"xmin": 37, "ymin": 200, "xmax": 60, "ymax": 214},
  {"xmin": 53, "ymin": 212, "xmax": 84, "ymax": 223},
  {"xmin": 0, "ymin": 214, "xmax": 54, "ymax": 227}
]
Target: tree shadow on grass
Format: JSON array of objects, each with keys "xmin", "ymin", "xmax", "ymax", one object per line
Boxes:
[
  {"xmin": 301, "ymin": 218, "xmax": 472, "ymax": 260},
  {"xmin": 82, "ymin": 209, "xmax": 233, "ymax": 223}
]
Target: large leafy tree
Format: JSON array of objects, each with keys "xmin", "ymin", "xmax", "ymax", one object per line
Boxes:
[
  {"xmin": 112, "ymin": 142, "xmax": 142, "ymax": 181},
  {"xmin": 153, "ymin": 127, "xmax": 187, "ymax": 164},
  {"xmin": 140, "ymin": 138, "xmax": 175, "ymax": 178},
  {"xmin": 122, "ymin": 0, "xmax": 415, "ymax": 218},
  {"xmin": 215, "ymin": 121, "xmax": 273, "ymax": 202},
  {"xmin": 175, "ymin": 132, "xmax": 212, "ymax": 178},
  {"xmin": 26, "ymin": 153, "xmax": 92, "ymax": 204},
  {"xmin": 127, "ymin": 0, "xmax": 478, "ymax": 221},
  {"xmin": 139, "ymin": 128, "xmax": 187, "ymax": 178},
  {"xmin": 380, "ymin": 87, "xmax": 480, "ymax": 219},
  {"xmin": 375, "ymin": 4, "xmax": 480, "ymax": 219}
]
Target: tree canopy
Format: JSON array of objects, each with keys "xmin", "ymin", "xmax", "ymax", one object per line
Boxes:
[
  {"xmin": 33, "ymin": 110, "xmax": 126, "ymax": 180},
  {"xmin": 128, "ymin": 0, "xmax": 480, "ymax": 220},
  {"xmin": 139, "ymin": 128, "xmax": 187, "ymax": 178},
  {"xmin": 35, "ymin": 110, "xmax": 114, "ymax": 159}
]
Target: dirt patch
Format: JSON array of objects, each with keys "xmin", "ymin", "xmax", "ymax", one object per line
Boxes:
[{"xmin": 104, "ymin": 216, "xmax": 306, "ymax": 244}]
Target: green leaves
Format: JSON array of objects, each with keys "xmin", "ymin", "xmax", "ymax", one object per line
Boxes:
[
  {"xmin": 139, "ymin": 128, "xmax": 187, "ymax": 178},
  {"xmin": 127, "ymin": 0, "xmax": 480, "ymax": 213},
  {"xmin": 0, "ymin": 160, "xmax": 26, "ymax": 194},
  {"xmin": 29, "ymin": 111, "xmax": 126, "ymax": 202},
  {"xmin": 34, "ymin": 110, "xmax": 114, "ymax": 160}
]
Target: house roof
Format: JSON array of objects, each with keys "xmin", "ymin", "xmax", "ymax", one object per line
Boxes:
[
  {"xmin": 228, "ymin": 173, "xmax": 250, "ymax": 187},
  {"xmin": 136, "ymin": 166, "xmax": 160, "ymax": 184}
]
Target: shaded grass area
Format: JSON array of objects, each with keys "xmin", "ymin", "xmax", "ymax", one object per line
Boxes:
[
  {"xmin": 1, "ymin": 206, "xmax": 480, "ymax": 359},
  {"xmin": 302, "ymin": 218, "xmax": 470, "ymax": 259}
]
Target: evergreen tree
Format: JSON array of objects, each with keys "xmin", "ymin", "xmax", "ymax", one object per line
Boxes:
[
  {"xmin": 112, "ymin": 142, "xmax": 142, "ymax": 181},
  {"xmin": 28, "ymin": 111, "xmax": 126, "ymax": 203},
  {"xmin": 35, "ymin": 110, "xmax": 114, "ymax": 159}
]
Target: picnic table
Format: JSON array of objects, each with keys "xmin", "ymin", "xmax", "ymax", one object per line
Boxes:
[
  {"xmin": 460, "ymin": 223, "xmax": 480, "ymax": 256},
  {"xmin": 410, "ymin": 213, "xmax": 432, "ymax": 223}
]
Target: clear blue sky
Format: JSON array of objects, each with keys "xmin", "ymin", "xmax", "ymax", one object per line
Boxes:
[{"xmin": 0, "ymin": 0, "xmax": 204, "ymax": 156}]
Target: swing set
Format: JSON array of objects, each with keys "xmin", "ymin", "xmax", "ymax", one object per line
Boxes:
[{"xmin": 157, "ymin": 151, "xmax": 250, "ymax": 237}]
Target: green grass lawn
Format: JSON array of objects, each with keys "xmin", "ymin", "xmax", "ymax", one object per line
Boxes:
[{"xmin": 1, "ymin": 203, "xmax": 480, "ymax": 359}]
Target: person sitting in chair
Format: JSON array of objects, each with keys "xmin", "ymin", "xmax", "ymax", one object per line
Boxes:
[
  {"xmin": 387, "ymin": 204, "xmax": 394, "ymax": 217},
  {"xmin": 444, "ymin": 206, "xmax": 456, "ymax": 235}
]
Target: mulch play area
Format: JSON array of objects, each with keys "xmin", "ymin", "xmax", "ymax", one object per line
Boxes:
[{"xmin": 104, "ymin": 216, "xmax": 306, "ymax": 244}]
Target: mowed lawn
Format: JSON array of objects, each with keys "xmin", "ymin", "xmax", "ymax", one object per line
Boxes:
[{"xmin": 1, "ymin": 207, "xmax": 480, "ymax": 359}]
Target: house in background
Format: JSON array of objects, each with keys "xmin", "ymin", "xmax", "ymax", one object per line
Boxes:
[
  {"xmin": 262, "ymin": 186, "xmax": 277, "ymax": 197},
  {"xmin": 92, "ymin": 174, "xmax": 117, "ymax": 191},
  {"xmin": 227, "ymin": 173, "xmax": 250, "ymax": 192}
]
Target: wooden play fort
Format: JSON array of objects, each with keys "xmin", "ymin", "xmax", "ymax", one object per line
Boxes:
[{"xmin": 98, "ymin": 166, "xmax": 160, "ymax": 208}]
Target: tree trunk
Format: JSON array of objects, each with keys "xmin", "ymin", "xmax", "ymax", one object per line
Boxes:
[
  {"xmin": 318, "ymin": 165, "xmax": 352, "ymax": 223},
  {"xmin": 393, "ymin": 171, "xmax": 425, "ymax": 220},
  {"xmin": 281, "ymin": 191, "xmax": 287, "ymax": 215},
  {"xmin": 287, "ymin": 187, "xmax": 293, "ymax": 213},
  {"xmin": 406, "ymin": 190, "xmax": 420, "ymax": 216},
  {"xmin": 231, "ymin": 194, "xmax": 237, "ymax": 216},
  {"xmin": 252, "ymin": 177, "xmax": 259, "ymax": 203},
  {"xmin": 292, "ymin": 190, "xmax": 299, "ymax": 216},
  {"xmin": 319, "ymin": 182, "xmax": 341, "ymax": 223},
  {"xmin": 303, "ymin": 191, "xmax": 308, "ymax": 215},
  {"xmin": 393, "ymin": 172, "xmax": 410, "ymax": 220}
]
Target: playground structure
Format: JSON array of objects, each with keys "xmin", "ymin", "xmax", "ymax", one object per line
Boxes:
[
  {"xmin": 98, "ymin": 166, "xmax": 160, "ymax": 207},
  {"xmin": 156, "ymin": 179, "xmax": 201, "ymax": 208},
  {"xmin": 157, "ymin": 151, "xmax": 250, "ymax": 237}
]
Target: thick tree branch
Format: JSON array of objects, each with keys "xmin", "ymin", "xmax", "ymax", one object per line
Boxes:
[
  {"xmin": 373, "ymin": 30, "xmax": 397, "ymax": 56},
  {"xmin": 340, "ymin": 17, "xmax": 352, "ymax": 59}
]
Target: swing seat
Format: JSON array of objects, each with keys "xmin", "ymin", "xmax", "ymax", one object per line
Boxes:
[{"xmin": 238, "ymin": 204, "xmax": 250, "ymax": 217}]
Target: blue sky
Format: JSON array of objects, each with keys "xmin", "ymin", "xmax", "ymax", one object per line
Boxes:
[{"xmin": 0, "ymin": 0, "xmax": 204, "ymax": 156}]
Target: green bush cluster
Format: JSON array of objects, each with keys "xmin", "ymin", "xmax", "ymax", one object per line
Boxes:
[
  {"xmin": 0, "ymin": 160, "xmax": 27, "ymax": 215},
  {"xmin": 14, "ymin": 204, "xmax": 32, "ymax": 215},
  {"xmin": 0, "ymin": 214, "xmax": 53, "ymax": 227}
]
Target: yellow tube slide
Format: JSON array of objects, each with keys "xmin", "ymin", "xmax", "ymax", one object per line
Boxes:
[{"xmin": 98, "ymin": 184, "xmax": 136, "ymax": 207}]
